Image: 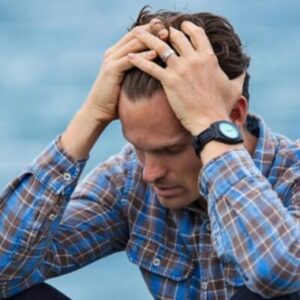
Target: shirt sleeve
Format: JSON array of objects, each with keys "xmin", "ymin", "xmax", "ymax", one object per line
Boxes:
[
  {"xmin": 0, "ymin": 137, "xmax": 128, "ymax": 298},
  {"xmin": 200, "ymin": 148, "xmax": 300, "ymax": 297}
]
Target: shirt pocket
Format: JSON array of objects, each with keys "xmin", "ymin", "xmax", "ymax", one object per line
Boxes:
[{"xmin": 126, "ymin": 232, "xmax": 194, "ymax": 298}]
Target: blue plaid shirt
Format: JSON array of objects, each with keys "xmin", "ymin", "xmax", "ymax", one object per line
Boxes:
[{"xmin": 1, "ymin": 114, "xmax": 300, "ymax": 299}]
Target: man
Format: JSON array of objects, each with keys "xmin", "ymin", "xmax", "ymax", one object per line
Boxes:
[{"xmin": 1, "ymin": 7, "xmax": 300, "ymax": 300}]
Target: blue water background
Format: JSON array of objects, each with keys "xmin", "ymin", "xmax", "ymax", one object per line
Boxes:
[{"xmin": 0, "ymin": 1, "xmax": 300, "ymax": 299}]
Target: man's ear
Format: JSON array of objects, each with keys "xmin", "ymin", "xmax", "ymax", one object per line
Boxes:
[{"xmin": 229, "ymin": 96, "xmax": 248, "ymax": 126}]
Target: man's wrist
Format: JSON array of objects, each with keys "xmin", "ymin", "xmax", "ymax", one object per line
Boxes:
[
  {"xmin": 188, "ymin": 116, "xmax": 231, "ymax": 136},
  {"xmin": 61, "ymin": 105, "xmax": 109, "ymax": 160},
  {"xmin": 191, "ymin": 118, "xmax": 243, "ymax": 163}
]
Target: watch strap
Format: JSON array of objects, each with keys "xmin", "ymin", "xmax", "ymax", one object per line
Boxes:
[
  {"xmin": 192, "ymin": 121, "xmax": 243, "ymax": 157},
  {"xmin": 192, "ymin": 127, "xmax": 214, "ymax": 156}
]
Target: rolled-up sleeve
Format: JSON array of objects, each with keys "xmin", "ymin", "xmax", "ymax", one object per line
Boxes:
[
  {"xmin": 0, "ymin": 138, "xmax": 128, "ymax": 298},
  {"xmin": 200, "ymin": 149, "xmax": 300, "ymax": 297}
]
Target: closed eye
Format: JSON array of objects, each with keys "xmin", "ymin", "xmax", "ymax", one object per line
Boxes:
[{"xmin": 164, "ymin": 145, "xmax": 185, "ymax": 154}]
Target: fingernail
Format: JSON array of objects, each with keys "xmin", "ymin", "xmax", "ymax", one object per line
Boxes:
[
  {"xmin": 150, "ymin": 18, "xmax": 160, "ymax": 25},
  {"xmin": 151, "ymin": 22, "xmax": 165, "ymax": 34},
  {"xmin": 158, "ymin": 29, "xmax": 168, "ymax": 40}
]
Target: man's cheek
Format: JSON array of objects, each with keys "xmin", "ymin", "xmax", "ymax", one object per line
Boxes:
[{"xmin": 134, "ymin": 149, "xmax": 145, "ymax": 166}]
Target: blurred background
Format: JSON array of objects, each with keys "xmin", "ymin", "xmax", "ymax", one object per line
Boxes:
[{"xmin": 0, "ymin": 0, "xmax": 299, "ymax": 299}]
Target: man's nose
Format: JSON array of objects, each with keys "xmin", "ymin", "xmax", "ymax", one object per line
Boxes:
[{"xmin": 142, "ymin": 154, "xmax": 167, "ymax": 183}]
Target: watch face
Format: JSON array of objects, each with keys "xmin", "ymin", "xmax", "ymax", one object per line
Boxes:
[{"xmin": 218, "ymin": 122, "xmax": 239, "ymax": 139}]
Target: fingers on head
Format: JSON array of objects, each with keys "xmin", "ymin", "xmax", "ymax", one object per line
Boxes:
[
  {"xmin": 150, "ymin": 18, "xmax": 170, "ymax": 40},
  {"xmin": 168, "ymin": 27, "xmax": 194, "ymax": 55},
  {"xmin": 107, "ymin": 23, "xmax": 152, "ymax": 56},
  {"xmin": 116, "ymin": 50, "xmax": 158, "ymax": 71},
  {"xmin": 180, "ymin": 21, "xmax": 213, "ymax": 53}
]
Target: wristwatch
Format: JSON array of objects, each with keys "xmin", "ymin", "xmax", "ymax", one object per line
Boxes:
[{"xmin": 192, "ymin": 120, "xmax": 243, "ymax": 157}]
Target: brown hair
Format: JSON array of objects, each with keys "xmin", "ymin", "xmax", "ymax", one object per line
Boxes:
[{"xmin": 122, "ymin": 7, "xmax": 250, "ymax": 101}]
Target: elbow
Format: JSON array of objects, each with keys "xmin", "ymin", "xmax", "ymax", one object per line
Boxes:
[{"xmin": 246, "ymin": 257, "xmax": 300, "ymax": 298}]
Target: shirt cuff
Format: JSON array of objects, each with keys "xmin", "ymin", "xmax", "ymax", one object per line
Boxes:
[
  {"xmin": 25, "ymin": 136, "xmax": 88, "ymax": 195},
  {"xmin": 199, "ymin": 149, "xmax": 258, "ymax": 203}
]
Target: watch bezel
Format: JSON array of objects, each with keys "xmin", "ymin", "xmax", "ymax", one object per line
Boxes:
[{"xmin": 212, "ymin": 121, "xmax": 242, "ymax": 143}]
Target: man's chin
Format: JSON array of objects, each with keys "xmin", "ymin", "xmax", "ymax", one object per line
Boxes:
[{"xmin": 156, "ymin": 194, "xmax": 194, "ymax": 210}]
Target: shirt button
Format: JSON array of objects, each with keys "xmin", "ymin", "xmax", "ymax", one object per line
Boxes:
[
  {"xmin": 206, "ymin": 223, "xmax": 211, "ymax": 231},
  {"xmin": 121, "ymin": 199, "xmax": 127, "ymax": 206},
  {"xmin": 63, "ymin": 172, "xmax": 72, "ymax": 181},
  {"xmin": 201, "ymin": 281, "xmax": 208, "ymax": 290},
  {"xmin": 49, "ymin": 213, "xmax": 57, "ymax": 221},
  {"xmin": 213, "ymin": 236, "xmax": 218, "ymax": 246},
  {"xmin": 152, "ymin": 258, "xmax": 161, "ymax": 267}
]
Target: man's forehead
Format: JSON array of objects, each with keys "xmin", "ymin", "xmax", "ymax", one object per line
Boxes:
[
  {"xmin": 119, "ymin": 101, "xmax": 184, "ymax": 130},
  {"xmin": 119, "ymin": 88, "xmax": 191, "ymax": 148},
  {"xmin": 119, "ymin": 90, "xmax": 177, "ymax": 122}
]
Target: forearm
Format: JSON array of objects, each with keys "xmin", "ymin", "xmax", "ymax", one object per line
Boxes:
[
  {"xmin": 0, "ymin": 139, "xmax": 86, "ymax": 296},
  {"xmin": 61, "ymin": 102, "xmax": 110, "ymax": 159},
  {"xmin": 60, "ymin": 21, "xmax": 160, "ymax": 160},
  {"xmin": 0, "ymin": 137, "xmax": 131, "ymax": 298},
  {"xmin": 200, "ymin": 149, "xmax": 300, "ymax": 296}
]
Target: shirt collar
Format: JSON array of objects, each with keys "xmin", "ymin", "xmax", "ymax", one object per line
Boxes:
[
  {"xmin": 184, "ymin": 114, "xmax": 277, "ymax": 215},
  {"xmin": 247, "ymin": 114, "xmax": 277, "ymax": 178}
]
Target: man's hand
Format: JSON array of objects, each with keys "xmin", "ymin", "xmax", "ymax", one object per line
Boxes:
[
  {"xmin": 61, "ymin": 24, "xmax": 158, "ymax": 159},
  {"xmin": 128, "ymin": 21, "xmax": 245, "ymax": 135},
  {"xmin": 85, "ymin": 24, "xmax": 159, "ymax": 124}
]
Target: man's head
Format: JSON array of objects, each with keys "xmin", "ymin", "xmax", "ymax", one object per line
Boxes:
[
  {"xmin": 119, "ymin": 90, "xmax": 202, "ymax": 209},
  {"xmin": 122, "ymin": 7, "xmax": 250, "ymax": 101},
  {"xmin": 119, "ymin": 8, "xmax": 250, "ymax": 209}
]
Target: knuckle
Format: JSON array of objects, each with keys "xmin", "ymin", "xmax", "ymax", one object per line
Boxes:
[
  {"xmin": 129, "ymin": 39, "xmax": 143, "ymax": 52},
  {"xmin": 158, "ymin": 44, "xmax": 168, "ymax": 54},
  {"xmin": 127, "ymin": 40, "xmax": 136, "ymax": 52},
  {"xmin": 103, "ymin": 61, "xmax": 118, "ymax": 75},
  {"xmin": 171, "ymin": 29, "xmax": 182, "ymax": 39},
  {"xmin": 189, "ymin": 55, "xmax": 201, "ymax": 66},
  {"xmin": 132, "ymin": 27, "xmax": 142, "ymax": 35},
  {"xmin": 194, "ymin": 26, "xmax": 206, "ymax": 35},
  {"xmin": 162, "ymin": 74, "xmax": 175, "ymax": 87},
  {"xmin": 185, "ymin": 24, "xmax": 204, "ymax": 36},
  {"xmin": 101, "ymin": 66, "xmax": 113, "ymax": 77},
  {"xmin": 177, "ymin": 65, "xmax": 189, "ymax": 77},
  {"xmin": 200, "ymin": 53, "xmax": 218, "ymax": 66},
  {"xmin": 104, "ymin": 47, "xmax": 113, "ymax": 58},
  {"xmin": 188, "ymin": 53, "xmax": 217, "ymax": 68}
]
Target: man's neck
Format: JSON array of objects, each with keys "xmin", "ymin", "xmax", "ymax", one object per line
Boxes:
[{"xmin": 242, "ymin": 126, "xmax": 258, "ymax": 157}]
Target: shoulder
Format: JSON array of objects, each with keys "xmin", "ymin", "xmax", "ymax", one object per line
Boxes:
[
  {"xmin": 270, "ymin": 133, "xmax": 300, "ymax": 199},
  {"xmin": 274, "ymin": 133, "xmax": 300, "ymax": 167}
]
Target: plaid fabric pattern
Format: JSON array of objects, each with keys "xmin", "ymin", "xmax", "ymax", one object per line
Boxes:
[{"xmin": 1, "ymin": 114, "xmax": 300, "ymax": 299}]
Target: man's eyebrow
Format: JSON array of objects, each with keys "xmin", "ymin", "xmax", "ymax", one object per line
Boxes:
[{"xmin": 124, "ymin": 135, "xmax": 189, "ymax": 152}]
